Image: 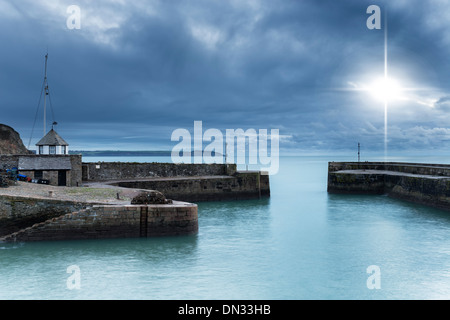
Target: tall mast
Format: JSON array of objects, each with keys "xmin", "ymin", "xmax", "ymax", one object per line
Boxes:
[{"xmin": 43, "ymin": 53, "xmax": 48, "ymax": 135}]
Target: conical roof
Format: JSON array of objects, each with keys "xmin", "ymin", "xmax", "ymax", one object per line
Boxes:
[{"xmin": 36, "ymin": 129, "xmax": 68, "ymax": 146}]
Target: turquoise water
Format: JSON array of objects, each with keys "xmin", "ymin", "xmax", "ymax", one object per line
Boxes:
[{"xmin": 1, "ymin": 156, "xmax": 449, "ymax": 299}]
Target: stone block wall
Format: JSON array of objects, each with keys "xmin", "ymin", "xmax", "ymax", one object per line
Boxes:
[
  {"xmin": 0, "ymin": 155, "xmax": 19, "ymax": 169},
  {"xmin": 327, "ymin": 161, "xmax": 450, "ymax": 211},
  {"xmin": 329, "ymin": 161, "xmax": 450, "ymax": 177},
  {"xmin": 82, "ymin": 162, "xmax": 233, "ymax": 181},
  {"xmin": 0, "ymin": 195, "xmax": 91, "ymax": 237},
  {"xmin": 0, "ymin": 154, "xmax": 82, "ymax": 186},
  {"xmin": 327, "ymin": 171, "xmax": 386, "ymax": 194},
  {"xmin": 113, "ymin": 172, "xmax": 270, "ymax": 202},
  {"xmin": 0, "ymin": 202, "xmax": 198, "ymax": 242},
  {"xmin": 388, "ymin": 175, "xmax": 450, "ymax": 210},
  {"xmin": 70, "ymin": 155, "xmax": 82, "ymax": 186}
]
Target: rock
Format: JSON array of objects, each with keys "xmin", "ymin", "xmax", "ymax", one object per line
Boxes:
[
  {"xmin": 0, "ymin": 124, "xmax": 32, "ymax": 155},
  {"xmin": 131, "ymin": 191, "xmax": 173, "ymax": 205}
]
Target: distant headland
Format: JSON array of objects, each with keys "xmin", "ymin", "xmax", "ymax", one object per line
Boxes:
[
  {"xmin": 69, "ymin": 150, "xmax": 223, "ymax": 157},
  {"xmin": 70, "ymin": 150, "xmax": 173, "ymax": 157}
]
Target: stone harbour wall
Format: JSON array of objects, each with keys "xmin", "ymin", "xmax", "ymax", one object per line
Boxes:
[
  {"xmin": 0, "ymin": 195, "xmax": 91, "ymax": 237},
  {"xmin": 0, "ymin": 202, "xmax": 198, "ymax": 242},
  {"xmin": 82, "ymin": 162, "xmax": 236, "ymax": 181},
  {"xmin": 327, "ymin": 171, "xmax": 386, "ymax": 194},
  {"xmin": 327, "ymin": 162, "xmax": 450, "ymax": 211},
  {"xmin": 113, "ymin": 172, "xmax": 270, "ymax": 202},
  {"xmin": 328, "ymin": 161, "xmax": 450, "ymax": 176},
  {"xmin": 387, "ymin": 174, "xmax": 450, "ymax": 211},
  {"xmin": 83, "ymin": 161, "xmax": 270, "ymax": 202}
]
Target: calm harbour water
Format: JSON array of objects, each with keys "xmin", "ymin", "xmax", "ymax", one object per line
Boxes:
[{"xmin": 1, "ymin": 155, "xmax": 449, "ymax": 300}]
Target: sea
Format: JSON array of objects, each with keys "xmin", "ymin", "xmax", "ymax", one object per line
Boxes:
[{"xmin": 0, "ymin": 155, "xmax": 449, "ymax": 300}]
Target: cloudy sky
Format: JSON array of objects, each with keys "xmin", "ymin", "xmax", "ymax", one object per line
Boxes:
[{"xmin": 1, "ymin": 0, "xmax": 450, "ymax": 155}]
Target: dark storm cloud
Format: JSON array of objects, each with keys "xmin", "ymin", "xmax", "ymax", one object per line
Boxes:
[{"xmin": 1, "ymin": 0, "xmax": 450, "ymax": 153}]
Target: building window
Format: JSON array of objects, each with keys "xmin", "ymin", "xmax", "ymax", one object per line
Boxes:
[
  {"xmin": 49, "ymin": 145, "xmax": 56, "ymax": 155},
  {"xmin": 62, "ymin": 146, "xmax": 67, "ymax": 154},
  {"xmin": 39, "ymin": 146, "xmax": 43, "ymax": 155}
]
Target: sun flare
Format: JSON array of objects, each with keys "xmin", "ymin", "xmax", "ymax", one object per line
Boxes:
[{"xmin": 367, "ymin": 77, "xmax": 403, "ymax": 102}]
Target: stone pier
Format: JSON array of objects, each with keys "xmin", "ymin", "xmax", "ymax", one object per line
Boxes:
[
  {"xmin": 328, "ymin": 162, "xmax": 450, "ymax": 211},
  {"xmin": 0, "ymin": 182, "xmax": 198, "ymax": 242},
  {"xmin": 0, "ymin": 203, "xmax": 198, "ymax": 242}
]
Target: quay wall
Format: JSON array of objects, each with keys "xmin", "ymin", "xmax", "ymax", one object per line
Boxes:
[
  {"xmin": 82, "ymin": 162, "xmax": 236, "ymax": 181},
  {"xmin": 327, "ymin": 162, "xmax": 450, "ymax": 211},
  {"xmin": 83, "ymin": 162, "xmax": 270, "ymax": 202},
  {"xmin": 114, "ymin": 172, "xmax": 270, "ymax": 202},
  {"xmin": 329, "ymin": 161, "xmax": 450, "ymax": 176},
  {"xmin": 327, "ymin": 171, "xmax": 386, "ymax": 194},
  {"xmin": 0, "ymin": 203, "xmax": 198, "ymax": 242},
  {"xmin": 0, "ymin": 195, "xmax": 91, "ymax": 237}
]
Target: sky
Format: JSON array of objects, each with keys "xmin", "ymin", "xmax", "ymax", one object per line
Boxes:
[{"xmin": 1, "ymin": 0, "xmax": 450, "ymax": 156}]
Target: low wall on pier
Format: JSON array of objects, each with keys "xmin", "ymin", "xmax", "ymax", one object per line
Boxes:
[
  {"xmin": 113, "ymin": 172, "xmax": 270, "ymax": 202},
  {"xmin": 82, "ymin": 162, "xmax": 236, "ymax": 181},
  {"xmin": 327, "ymin": 162, "xmax": 450, "ymax": 211},
  {"xmin": 83, "ymin": 162, "xmax": 270, "ymax": 202}
]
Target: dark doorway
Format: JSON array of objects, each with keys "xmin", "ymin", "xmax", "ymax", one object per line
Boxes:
[
  {"xmin": 34, "ymin": 170, "xmax": 43, "ymax": 180},
  {"xmin": 58, "ymin": 170, "xmax": 67, "ymax": 186}
]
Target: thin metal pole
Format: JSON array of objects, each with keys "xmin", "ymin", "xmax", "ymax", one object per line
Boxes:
[
  {"xmin": 43, "ymin": 54, "xmax": 48, "ymax": 135},
  {"xmin": 384, "ymin": 9, "xmax": 388, "ymax": 163},
  {"xmin": 358, "ymin": 142, "xmax": 360, "ymax": 162}
]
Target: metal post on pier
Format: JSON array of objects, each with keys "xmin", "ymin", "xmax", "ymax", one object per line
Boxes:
[{"xmin": 358, "ymin": 142, "xmax": 360, "ymax": 162}]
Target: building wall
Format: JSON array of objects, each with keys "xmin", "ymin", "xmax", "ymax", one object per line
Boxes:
[
  {"xmin": 0, "ymin": 154, "xmax": 82, "ymax": 187},
  {"xmin": 0, "ymin": 154, "xmax": 19, "ymax": 169},
  {"xmin": 69, "ymin": 155, "xmax": 82, "ymax": 186}
]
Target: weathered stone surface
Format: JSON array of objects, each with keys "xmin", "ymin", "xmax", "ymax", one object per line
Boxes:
[
  {"xmin": 0, "ymin": 202, "xmax": 198, "ymax": 242},
  {"xmin": 131, "ymin": 191, "xmax": 172, "ymax": 204},
  {"xmin": 82, "ymin": 162, "xmax": 231, "ymax": 181},
  {"xmin": 115, "ymin": 173, "xmax": 270, "ymax": 202},
  {"xmin": 327, "ymin": 161, "xmax": 450, "ymax": 211},
  {"xmin": 81, "ymin": 161, "xmax": 270, "ymax": 202},
  {"xmin": 1, "ymin": 154, "xmax": 82, "ymax": 186},
  {"xmin": 0, "ymin": 124, "xmax": 32, "ymax": 155},
  {"xmin": 0, "ymin": 195, "xmax": 89, "ymax": 236}
]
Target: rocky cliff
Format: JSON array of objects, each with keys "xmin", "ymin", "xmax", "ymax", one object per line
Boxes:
[{"xmin": 0, "ymin": 124, "xmax": 31, "ymax": 155}]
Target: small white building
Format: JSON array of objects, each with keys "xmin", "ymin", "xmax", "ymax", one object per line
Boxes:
[{"xmin": 36, "ymin": 129, "xmax": 69, "ymax": 155}]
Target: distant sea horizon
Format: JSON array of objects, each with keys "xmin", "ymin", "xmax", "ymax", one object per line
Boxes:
[{"xmin": 70, "ymin": 149, "xmax": 450, "ymax": 159}]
